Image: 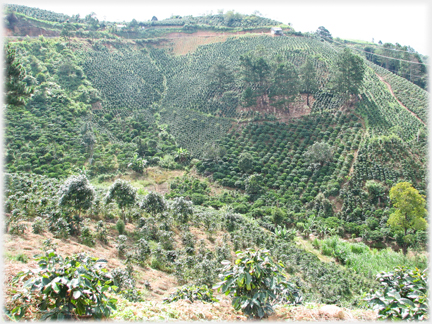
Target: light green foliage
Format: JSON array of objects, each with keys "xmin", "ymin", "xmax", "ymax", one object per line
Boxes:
[
  {"xmin": 214, "ymin": 249, "xmax": 301, "ymax": 319},
  {"xmin": 170, "ymin": 196, "xmax": 193, "ymax": 224},
  {"xmin": 388, "ymin": 182, "xmax": 427, "ymax": 254},
  {"xmin": 316, "ymin": 236, "xmax": 426, "ymax": 278},
  {"xmin": 365, "ymin": 267, "xmax": 428, "ymax": 320},
  {"xmin": 9, "ymin": 251, "xmax": 117, "ymax": 320},
  {"xmin": 163, "ymin": 285, "xmax": 219, "ymax": 304},
  {"xmin": 388, "ymin": 182, "xmax": 427, "ymax": 233},
  {"xmin": 303, "ymin": 141, "xmax": 333, "ymax": 166}
]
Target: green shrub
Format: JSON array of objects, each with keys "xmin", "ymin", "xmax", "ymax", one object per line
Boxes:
[
  {"xmin": 9, "ymin": 222, "xmax": 27, "ymax": 235},
  {"xmin": 80, "ymin": 226, "xmax": 95, "ymax": 247},
  {"xmin": 163, "ymin": 285, "xmax": 219, "ymax": 304},
  {"xmin": 9, "ymin": 251, "xmax": 117, "ymax": 320},
  {"xmin": 214, "ymin": 249, "xmax": 301, "ymax": 319},
  {"xmin": 116, "ymin": 219, "xmax": 125, "ymax": 235},
  {"xmin": 365, "ymin": 267, "xmax": 428, "ymax": 320},
  {"xmin": 32, "ymin": 217, "xmax": 45, "ymax": 234}
]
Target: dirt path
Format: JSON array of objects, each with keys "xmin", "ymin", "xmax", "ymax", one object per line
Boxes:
[{"xmin": 375, "ymin": 73, "xmax": 426, "ymax": 126}]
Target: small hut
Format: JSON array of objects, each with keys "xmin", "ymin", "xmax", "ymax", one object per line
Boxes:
[{"xmin": 271, "ymin": 27, "xmax": 283, "ymax": 36}]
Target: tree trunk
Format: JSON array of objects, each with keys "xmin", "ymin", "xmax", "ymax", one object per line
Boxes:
[
  {"xmin": 306, "ymin": 93, "xmax": 310, "ymax": 107},
  {"xmin": 402, "ymin": 243, "xmax": 408, "ymax": 256}
]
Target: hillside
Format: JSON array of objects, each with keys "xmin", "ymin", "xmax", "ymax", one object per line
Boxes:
[{"xmin": 3, "ymin": 4, "xmax": 429, "ymax": 322}]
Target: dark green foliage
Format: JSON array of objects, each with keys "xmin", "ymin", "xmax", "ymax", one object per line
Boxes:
[
  {"xmin": 332, "ymin": 48, "xmax": 365, "ymax": 99},
  {"xmin": 268, "ymin": 61, "xmax": 300, "ymax": 110},
  {"xmin": 140, "ymin": 191, "xmax": 166, "ymax": 216},
  {"xmin": 9, "ymin": 251, "xmax": 117, "ymax": 320},
  {"xmin": 245, "ymin": 174, "xmax": 263, "ymax": 196},
  {"xmin": 116, "ymin": 219, "xmax": 125, "ymax": 235},
  {"xmin": 105, "ymin": 179, "xmax": 137, "ymax": 223},
  {"xmin": 300, "ymin": 57, "xmax": 319, "ymax": 106},
  {"xmin": 58, "ymin": 174, "xmax": 95, "ymax": 216},
  {"xmin": 163, "ymin": 285, "xmax": 219, "ymax": 304},
  {"xmin": 365, "ymin": 267, "xmax": 428, "ymax": 320},
  {"xmin": 214, "ymin": 249, "xmax": 301, "ymax": 319},
  {"xmin": 316, "ymin": 26, "xmax": 332, "ymax": 40},
  {"xmin": 31, "ymin": 217, "xmax": 45, "ymax": 234},
  {"xmin": 238, "ymin": 152, "xmax": 254, "ymax": 173},
  {"xmin": 5, "ymin": 43, "xmax": 33, "ymax": 106}
]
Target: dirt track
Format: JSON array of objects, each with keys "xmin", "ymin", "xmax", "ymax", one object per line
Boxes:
[{"xmin": 375, "ymin": 73, "xmax": 426, "ymax": 126}]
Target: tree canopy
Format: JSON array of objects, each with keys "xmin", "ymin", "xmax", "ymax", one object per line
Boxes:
[
  {"xmin": 387, "ymin": 182, "xmax": 427, "ymax": 254},
  {"xmin": 58, "ymin": 174, "xmax": 95, "ymax": 217},
  {"xmin": 303, "ymin": 141, "xmax": 333, "ymax": 166},
  {"xmin": 333, "ymin": 48, "xmax": 365, "ymax": 99},
  {"xmin": 316, "ymin": 26, "xmax": 332, "ymax": 40},
  {"xmin": 5, "ymin": 44, "xmax": 33, "ymax": 106},
  {"xmin": 300, "ymin": 57, "xmax": 319, "ymax": 107},
  {"xmin": 105, "ymin": 179, "xmax": 137, "ymax": 223}
]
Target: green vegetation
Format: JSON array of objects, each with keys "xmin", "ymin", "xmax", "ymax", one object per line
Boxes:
[
  {"xmin": 164, "ymin": 285, "xmax": 219, "ymax": 304},
  {"xmin": 365, "ymin": 267, "xmax": 428, "ymax": 320},
  {"xmin": 214, "ymin": 249, "xmax": 301, "ymax": 319},
  {"xmin": 3, "ymin": 4, "xmax": 428, "ymax": 322},
  {"xmin": 9, "ymin": 250, "xmax": 118, "ymax": 320}
]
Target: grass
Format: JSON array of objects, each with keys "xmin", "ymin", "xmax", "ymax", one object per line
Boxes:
[
  {"xmin": 5, "ymin": 252, "xmax": 29, "ymax": 263},
  {"xmin": 294, "ymin": 236, "xmax": 335, "ymax": 263},
  {"xmin": 315, "ymin": 236, "xmax": 427, "ymax": 279}
]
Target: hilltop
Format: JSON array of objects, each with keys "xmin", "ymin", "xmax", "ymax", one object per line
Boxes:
[{"xmin": 3, "ymin": 4, "xmax": 428, "ymax": 322}]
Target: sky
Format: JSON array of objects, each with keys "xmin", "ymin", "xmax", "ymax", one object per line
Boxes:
[{"xmin": 2, "ymin": 0, "xmax": 431, "ymax": 56}]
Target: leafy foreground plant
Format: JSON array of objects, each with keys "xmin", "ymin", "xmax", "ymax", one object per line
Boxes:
[
  {"xmin": 163, "ymin": 284, "xmax": 219, "ymax": 304},
  {"xmin": 214, "ymin": 249, "xmax": 301, "ymax": 319},
  {"xmin": 8, "ymin": 250, "xmax": 117, "ymax": 320},
  {"xmin": 365, "ymin": 266, "xmax": 428, "ymax": 320}
]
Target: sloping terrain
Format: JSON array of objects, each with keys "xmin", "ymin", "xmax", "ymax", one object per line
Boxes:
[{"xmin": 3, "ymin": 4, "xmax": 428, "ymax": 322}]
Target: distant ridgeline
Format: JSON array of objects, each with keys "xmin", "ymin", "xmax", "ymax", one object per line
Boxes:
[{"xmin": 4, "ymin": 4, "xmax": 427, "ymax": 198}]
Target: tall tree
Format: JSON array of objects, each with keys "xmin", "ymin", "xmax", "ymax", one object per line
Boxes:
[
  {"xmin": 300, "ymin": 57, "xmax": 319, "ymax": 107},
  {"xmin": 58, "ymin": 174, "xmax": 95, "ymax": 218},
  {"xmin": 387, "ymin": 182, "xmax": 427, "ymax": 255},
  {"xmin": 316, "ymin": 26, "xmax": 332, "ymax": 40},
  {"xmin": 333, "ymin": 48, "xmax": 365, "ymax": 100},
  {"xmin": 268, "ymin": 62, "xmax": 300, "ymax": 111},
  {"xmin": 303, "ymin": 141, "xmax": 333, "ymax": 167},
  {"xmin": 208, "ymin": 62, "xmax": 234, "ymax": 94},
  {"xmin": 239, "ymin": 54, "xmax": 271, "ymax": 106},
  {"xmin": 5, "ymin": 43, "xmax": 33, "ymax": 106},
  {"xmin": 105, "ymin": 179, "xmax": 137, "ymax": 224}
]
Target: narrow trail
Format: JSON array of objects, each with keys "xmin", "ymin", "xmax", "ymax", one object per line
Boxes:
[{"xmin": 375, "ymin": 73, "xmax": 426, "ymax": 126}]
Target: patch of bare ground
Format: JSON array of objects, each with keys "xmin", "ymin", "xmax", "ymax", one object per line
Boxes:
[
  {"xmin": 2, "ymin": 219, "xmax": 232, "ymax": 306},
  {"xmin": 269, "ymin": 304, "xmax": 377, "ymax": 321},
  {"xmin": 328, "ymin": 196, "xmax": 344, "ymax": 213},
  {"xmin": 168, "ymin": 35, "xmax": 229, "ymax": 55},
  {"xmin": 229, "ymin": 93, "xmax": 314, "ymax": 133},
  {"xmin": 4, "ymin": 221, "xmax": 379, "ymax": 321}
]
